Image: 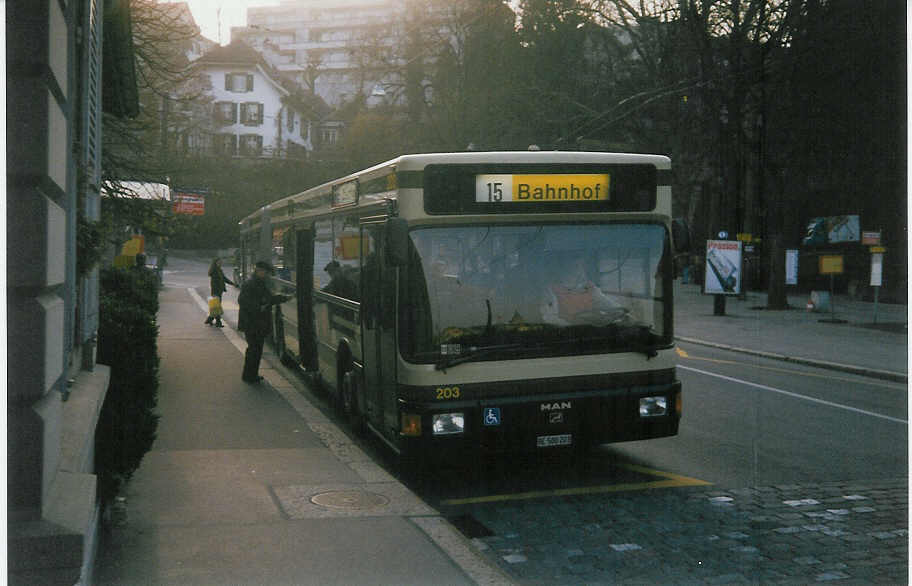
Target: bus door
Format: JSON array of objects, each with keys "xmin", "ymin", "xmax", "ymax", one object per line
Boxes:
[
  {"xmin": 296, "ymin": 228, "xmax": 318, "ymax": 371},
  {"xmin": 360, "ymin": 223, "xmax": 396, "ymax": 430}
]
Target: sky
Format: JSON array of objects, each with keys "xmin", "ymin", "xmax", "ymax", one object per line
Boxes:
[{"xmin": 173, "ymin": 0, "xmax": 281, "ymax": 45}]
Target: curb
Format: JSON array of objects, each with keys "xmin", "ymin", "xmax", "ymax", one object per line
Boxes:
[{"xmin": 676, "ymin": 336, "xmax": 908, "ymax": 384}]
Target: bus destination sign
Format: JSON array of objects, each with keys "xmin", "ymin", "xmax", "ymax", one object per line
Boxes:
[
  {"xmin": 423, "ymin": 163, "xmax": 657, "ymax": 214},
  {"xmin": 475, "ymin": 174, "xmax": 611, "ymax": 203}
]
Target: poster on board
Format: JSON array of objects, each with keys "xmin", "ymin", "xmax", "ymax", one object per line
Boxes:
[
  {"xmin": 704, "ymin": 240, "xmax": 742, "ymax": 295},
  {"xmin": 785, "ymin": 249, "xmax": 799, "ymax": 285}
]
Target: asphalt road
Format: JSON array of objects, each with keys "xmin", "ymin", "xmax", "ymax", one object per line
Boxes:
[{"xmin": 611, "ymin": 342, "xmax": 908, "ymax": 488}]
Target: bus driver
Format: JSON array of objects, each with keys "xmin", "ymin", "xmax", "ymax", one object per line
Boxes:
[{"xmin": 541, "ymin": 253, "xmax": 623, "ymax": 326}]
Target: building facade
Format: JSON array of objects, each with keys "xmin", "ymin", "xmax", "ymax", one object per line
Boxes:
[
  {"xmin": 234, "ymin": 0, "xmax": 401, "ymax": 108},
  {"xmin": 7, "ymin": 0, "xmax": 137, "ymax": 583},
  {"xmin": 194, "ymin": 41, "xmax": 316, "ymax": 159}
]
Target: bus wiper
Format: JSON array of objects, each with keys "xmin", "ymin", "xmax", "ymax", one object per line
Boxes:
[
  {"xmin": 536, "ymin": 329, "xmax": 661, "ymax": 359},
  {"xmin": 435, "ymin": 343, "xmax": 523, "ymax": 372}
]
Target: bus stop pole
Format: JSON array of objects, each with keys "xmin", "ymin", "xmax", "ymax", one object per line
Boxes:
[
  {"xmin": 713, "ymin": 294, "xmax": 726, "ymax": 316},
  {"xmin": 873, "ymin": 285, "xmax": 880, "ymax": 325}
]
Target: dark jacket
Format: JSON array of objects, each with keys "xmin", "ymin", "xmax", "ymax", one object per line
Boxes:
[
  {"xmin": 209, "ymin": 264, "xmax": 235, "ymax": 297},
  {"xmin": 238, "ymin": 275, "xmax": 287, "ymax": 336}
]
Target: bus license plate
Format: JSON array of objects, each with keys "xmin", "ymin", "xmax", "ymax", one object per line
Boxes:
[{"xmin": 537, "ymin": 434, "xmax": 572, "ymax": 448}]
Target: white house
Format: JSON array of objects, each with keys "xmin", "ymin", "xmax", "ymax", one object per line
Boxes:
[{"xmin": 194, "ymin": 41, "xmax": 315, "ymax": 159}]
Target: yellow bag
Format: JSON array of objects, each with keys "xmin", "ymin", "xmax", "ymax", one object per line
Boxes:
[{"xmin": 208, "ymin": 296, "xmax": 223, "ymax": 317}]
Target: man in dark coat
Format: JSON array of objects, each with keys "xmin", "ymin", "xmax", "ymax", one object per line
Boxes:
[{"xmin": 238, "ymin": 261, "xmax": 290, "ymax": 383}]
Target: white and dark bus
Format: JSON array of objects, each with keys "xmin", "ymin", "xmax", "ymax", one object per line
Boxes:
[{"xmin": 238, "ymin": 151, "xmax": 688, "ymax": 465}]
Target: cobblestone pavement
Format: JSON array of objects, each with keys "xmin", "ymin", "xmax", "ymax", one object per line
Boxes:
[{"xmin": 467, "ymin": 478, "xmax": 907, "ymax": 584}]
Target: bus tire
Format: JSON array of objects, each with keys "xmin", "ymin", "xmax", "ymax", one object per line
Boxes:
[{"xmin": 341, "ymin": 370, "xmax": 365, "ymax": 436}]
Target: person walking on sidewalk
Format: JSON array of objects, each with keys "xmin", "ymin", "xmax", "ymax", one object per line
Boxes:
[
  {"xmin": 238, "ymin": 261, "xmax": 290, "ymax": 383},
  {"xmin": 205, "ymin": 257, "xmax": 236, "ymax": 327}
]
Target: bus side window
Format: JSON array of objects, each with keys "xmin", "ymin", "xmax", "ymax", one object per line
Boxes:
[
  {"xmin": 314, "ymin": 219, "xmax": 334, "ymax": 290},
  {"xmin": 282, "ymin": 227, "xmax": 297, "ymax": 283},
  {"xmin": 331, "ymin": 215, "xmax": 361, "ymax": 302},
  {"xmin": 361, "ymin": 226, "xmax": 381, "ymax": 326}
]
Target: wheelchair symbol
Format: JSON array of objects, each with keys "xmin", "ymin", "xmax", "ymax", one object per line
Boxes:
[{"xmin": 483, "ymin": 408, "xmax": 501, "ymax": 426}]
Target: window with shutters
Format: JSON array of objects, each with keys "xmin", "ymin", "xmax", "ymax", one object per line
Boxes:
[
  {"xmin": 225, "ymin": 72, "xmax": 253, "ymax": 92},
  {"xmin": 240, "ymin": 102, "xmax": 264, "ymax": 126},
  {"xmin": 214, "ymin": 101, "xmax": 237, "ymax": 124},
  {"xmin": 239, "ymin": 134, "xmax": 263, "ymax": 156}
]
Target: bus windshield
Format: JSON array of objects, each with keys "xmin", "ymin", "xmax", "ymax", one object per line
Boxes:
[{"xmin": 400, "ymin": 223, "xmax": 672, "ymax": 365}]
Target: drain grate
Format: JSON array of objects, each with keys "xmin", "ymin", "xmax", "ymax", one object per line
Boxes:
[
  {"xmin": 310, "ymin": 490, "xmax": 389, "ymax": 511},
  {"xmin": 448, "ymin": 514, "xmax": 494, "ymax": 538}
]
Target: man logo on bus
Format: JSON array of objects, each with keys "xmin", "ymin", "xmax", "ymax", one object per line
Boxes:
[
  {"xmin": 484, "ymin": 408, "xmax": 501, "ymax": 426},
  {"xmin": 541, "ymin": 401, "xmax": 572, "ymax": 411}
]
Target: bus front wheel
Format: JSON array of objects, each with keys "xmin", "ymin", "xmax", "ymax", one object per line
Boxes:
[{"xmin": 339, "ymin": 367, "xmax": 365, "ymax": 435}]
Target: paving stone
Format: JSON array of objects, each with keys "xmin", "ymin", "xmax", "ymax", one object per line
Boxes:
[
  {"xmin": 473, "ymin": 479, "xmax": 907, "ymax": 585},
  {"xmin": 815, "ymin": 570, "xmax": 850, "ymax": 581},
  {"xmin": 707, "ymin": 572, "xmax": 749, "ymax": 584}
]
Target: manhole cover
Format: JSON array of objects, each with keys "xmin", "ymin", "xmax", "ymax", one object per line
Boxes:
[{"xmin": 311, "ymin": 490, "xmax": 389, "ymax": 511}]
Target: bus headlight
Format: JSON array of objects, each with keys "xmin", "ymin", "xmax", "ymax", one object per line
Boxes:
[
  {"xmin": 639, "ymin": 396, "xmax": 668, "ymax": 417},
  {"xmin": 432, "ymin": 413, "xmax": 465, "ymax": 435}
]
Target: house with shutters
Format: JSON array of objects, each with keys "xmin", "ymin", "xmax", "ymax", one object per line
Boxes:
[{"xmin": 194, "ymin": 40, "xmax": 326, "ymax": 159}]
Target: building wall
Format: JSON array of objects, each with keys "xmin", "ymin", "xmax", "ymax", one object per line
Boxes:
[
  {"xmin": 7, "ymin": 0, "xmax": 112, "ymax": 583},
  {"xmin": 241, "ymin": 0, "xmax": 399, "ymax": 107}
]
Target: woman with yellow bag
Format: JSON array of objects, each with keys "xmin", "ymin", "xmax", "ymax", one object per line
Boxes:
[{"xmin": 206, "ymin": 258, "xmax": 236, "ymax": 327}]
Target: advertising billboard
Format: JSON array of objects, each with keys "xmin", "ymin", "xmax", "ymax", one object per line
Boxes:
[
  {"xmin": 704, "ymin": 240, "xmax": 742, "ymax": 295},
  {"xmin": 802, "ymin": 215, "xmax": 860, "ymax": 245},
  {"xmin": 172, "ymin": 189, "xmax": 207, "ymax": 215}
]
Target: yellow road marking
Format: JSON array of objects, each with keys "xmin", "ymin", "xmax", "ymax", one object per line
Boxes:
[
  {"xmin": 440, "ymin": 463, "xmax": 710, "ymax": 506},
  {"xmin": 675, "ymin": 345, "xmax": 904, "ymax": 390}
]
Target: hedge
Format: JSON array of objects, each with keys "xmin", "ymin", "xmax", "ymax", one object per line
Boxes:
[{"xmin": 95, "ymin": 266, "xmax": 160, "ymax": 505}]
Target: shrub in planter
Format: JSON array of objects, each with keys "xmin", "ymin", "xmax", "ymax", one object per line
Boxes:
[{"xmin": 95, "ymin": 267, "xmax": 160, "ymax": 505}]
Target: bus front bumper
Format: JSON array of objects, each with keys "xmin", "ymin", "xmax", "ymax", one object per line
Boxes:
[{"xmin": 397, "ymin": 380, "xmax": 681, "ymax": 460}]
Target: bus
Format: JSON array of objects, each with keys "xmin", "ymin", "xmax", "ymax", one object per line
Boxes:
[{"xmin": 239, "ymin": 151, "xmax": 688, "ymax": 465}]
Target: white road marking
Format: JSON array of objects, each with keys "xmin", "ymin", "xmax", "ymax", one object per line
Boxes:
[{"xmin": 678, "ymin": 364, "xmax": 908, "ymax": 424}]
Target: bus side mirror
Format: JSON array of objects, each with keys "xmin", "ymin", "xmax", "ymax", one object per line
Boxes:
[
  {"xmin": 386, "ymin": 218, "xmax": 409, "ymax": 266},
  {"xmin": 672, "ymin": 218, "xmax": 691, "ymax": 253}
]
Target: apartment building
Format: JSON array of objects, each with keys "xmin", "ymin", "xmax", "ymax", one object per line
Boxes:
[{"xmin": 233, "ymin": 0, "xmax": 402, "ymax": 108}]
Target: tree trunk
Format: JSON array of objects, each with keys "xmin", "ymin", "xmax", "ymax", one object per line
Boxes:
[{"xmin": 766, "ymin": 233, "xmax": 788, "ymax": 309}]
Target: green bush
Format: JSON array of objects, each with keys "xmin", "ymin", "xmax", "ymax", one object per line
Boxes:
[{"xmin": 95, "ymin": 267, "xmax": 160, "ymax": 505}]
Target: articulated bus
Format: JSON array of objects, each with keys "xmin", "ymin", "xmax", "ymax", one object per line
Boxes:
[{"xmin": 239, "ymin": 151, "xmax": 688, "ymax": 465}]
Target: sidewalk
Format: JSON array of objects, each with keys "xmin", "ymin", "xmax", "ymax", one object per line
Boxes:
[
  {"xmin": 674, "ymin": 281, "xmax": 908, "ymax": 382},
  {"xmin": 94, "ymin": 284, "xmax": 511, "ymax": 586}
]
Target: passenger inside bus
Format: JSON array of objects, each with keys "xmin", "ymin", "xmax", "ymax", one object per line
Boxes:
[
  {"xmin": 540, "ymin": 252, "xmax": 626, "ymax": 326},
  {"xmin": 323, "ymin": 260, "xmax": 359, "ymax": 300}
]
